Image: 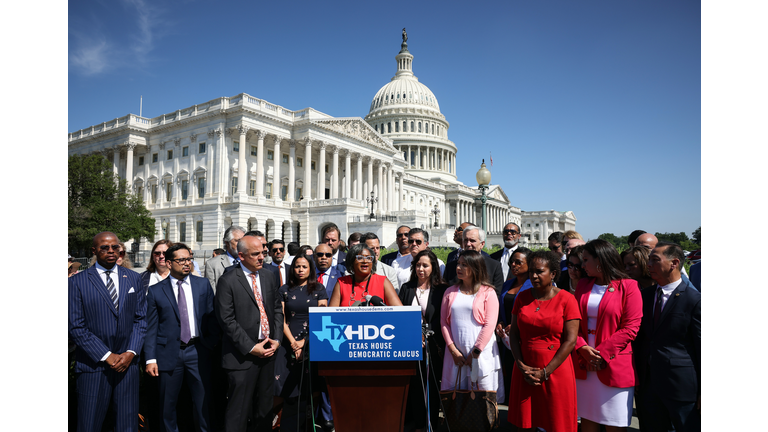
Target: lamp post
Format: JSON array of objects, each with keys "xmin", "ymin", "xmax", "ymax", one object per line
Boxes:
[
  {"xmin": 161, "ymin": 220, "xmax": 168, "ymax": 240},
  {"xmin": 431, "ymin": 204, "xmax": 440, "ymax": 228},
  {"xmin": 476, "ymin": 159, "xmax": 491, "ymax": 232},
  {"xmin": 366, "ymin": 191, "xmax": 378, "ymax": 220}
]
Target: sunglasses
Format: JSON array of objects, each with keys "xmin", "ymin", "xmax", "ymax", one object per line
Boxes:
[
  {"xmin": 408, "ymin": 239, "xmax": 423, "ymax": 245},
  {"xmin": 355, "ymin": 255, "xmax": 374, "ymax": 262},
  {"xmin": 99, "ymin": 245, "xmax": 121, "ymax": 251},
  {"xmin": 271, "ymin": 247, "xmax": 285, "ymax": 253},
  {"xmin": 170, "ymin": 258, "xmax": 193, "ymax": 264},
  {"xmin": 455, "ymin": 227, "xmax": 464, "ymax": 232},
  {"xmin": 397, "ymin": 232, "xmax": 410, "ymax": 238},
  {"xmin": 153, "ymin": 251, "xmax": 164, "ymax": 256},
  {"xmin": 315, "ymin": 252, "xmax": 333, "ymax": 258},
  {"xmin": 503, "ymin": 229, "xmax": 519, "ymax": 235},
  {"xmin": 567, "ymin": 262, "xmax": 582, "ymax": 270}
]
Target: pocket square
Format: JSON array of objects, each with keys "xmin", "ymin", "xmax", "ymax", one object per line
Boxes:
[{"xmin": 128, "ymin": 287, "xmax": 135, "ymax": 294}]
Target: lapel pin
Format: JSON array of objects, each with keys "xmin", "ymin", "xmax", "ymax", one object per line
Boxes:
[
  {"xmin": 675, "ymin": 293, "xmax": 680, "ymax": 297},
  {"xmin": 608, "ymin": 287, "xmax": 614, "ymax": 292}
]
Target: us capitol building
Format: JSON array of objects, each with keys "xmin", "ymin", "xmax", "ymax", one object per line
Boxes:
[{"xmin": 68, "ymin": 33, "xmax": 575, "ymax": 252}]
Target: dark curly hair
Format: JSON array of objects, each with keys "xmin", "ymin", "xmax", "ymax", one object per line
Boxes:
[{"xmin": 526, "ymin": 250, "xmax": 562, "ymax": 281}]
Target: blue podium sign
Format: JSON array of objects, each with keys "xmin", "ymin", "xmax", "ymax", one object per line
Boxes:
[{"xmin": 309, "ymin": 306, "xmax": 423, "ymax": 361}]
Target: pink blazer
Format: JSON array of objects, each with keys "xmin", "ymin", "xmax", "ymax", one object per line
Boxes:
[
  {"xmin": 440, "ymin": 284, "xmax": 499, "ymax": 353},
  {"xmin": 573, "ymin": 278, "xmax": 642, "ymax": 388}
]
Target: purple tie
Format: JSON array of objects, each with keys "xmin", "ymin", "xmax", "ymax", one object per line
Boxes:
[{"xmin": 178, "ymin": 280, "xmax": 191, "ymax": 344}]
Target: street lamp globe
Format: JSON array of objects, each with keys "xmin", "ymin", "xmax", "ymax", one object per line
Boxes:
[{"xmin": 476, "ymin": 159, "xmax": 491, "ymax": 186}]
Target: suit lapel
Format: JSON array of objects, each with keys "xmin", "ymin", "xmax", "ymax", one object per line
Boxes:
[
  {"xmin": 192, "ymin": 277, "xmax": 204, "ymax": 323},
  {"xmin": 595, "ymin": 279, "xmax": 618, "ymax": 335},
  {"xmin": 238, "ymin": 268, "xmax": 258, "ymax": 306},
  {"xmin": 654, "ymin": 282, "xmax": 685, "ymax": 333},
  {"xmin": 578, "ymin": 279, "xmax": 592, "ymax": 341},
  {"xmin": 88, "ymin": 266, "xmax": 118, "ymax": 316},
  {"xmin": 116, "ymin": 266, "xmax": 131, "ymax": 312},
  {"xmin": 161, "ymin": 278, "xmax": 181, "ymax": 322}
]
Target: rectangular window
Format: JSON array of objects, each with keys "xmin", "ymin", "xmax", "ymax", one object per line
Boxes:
[
  {"xmin": 196, "ymin": 220, "xmax": 203, "ymax": 242},
  {"xmin": 297, "ymin": 157, "xmax": 303, "ymax": 167},
  {"xmin": 179, "ymin": 222, "xmax": 186, "ymax": 242},
  {"xmin": 311, "ymin": 161, "xmax": 316, "ymax": 171},
  {"xmin": 233, "ymin": 141, "xmax": 239, "ymax": 152},
  {"xmin": 182, "ymin": 146, "xmax": 189, "ymax": 157},
  {"xmin": 267, "ymin": 150, "xmax": 274, "ymax": 160},
  {"xmin": 325, "ymin": 163, "xmax": 329, "ymax": 172},
  {"xmin": 295, "ymin": 187, "xmax": 302, "ymax": 201},
  {"xmin": 151, "ymin": 184, "xmax": 157, "ymax": 203},
  {"xmin": 282, "ymin": 154, "xmax": 289, "ymax": 164},
  {"xmin": 181, "ymin": 180, "xmax": 188, "ymax": 200},
  {"xmin": 265, "ymin": 182, "xmax": 272, "ymax": 199},
  {"xmin": 231, "ymin": 176, "xmax": 238, "ymax": 195},
  {"xmin": 167, "ymin": 150, "xmax": 173, "ymax": 160},
  {"xmin": 251, "ymin": 146, "xmax": 258, "ymax": 156},
  {"xmin": 166, "ymin": 183, "xmax": 172, "ymax": 201},
  {"xmin": 197, "ymin": 177, "xmax": 205, "ymax": 198},
  {"xmin": 249, "ymin": 180, "xmax": 256, "ymax": 196},
  {"xmin": 281, "ymin": 185, "xmax": 288, "ymax": 200},
  {"xmin": 138, "ymin": 156, "xmax": 144, "ymax": 166},
  {"xmin": 199, "ymin": 142, "xmax": 206, "ymax": 154},
  {"xmin": 152, "ymin": 153, "xmax": 158, "ymax": 163},
  {"xmin": 137, "ymin": 186, "xmax": 144, "ymax": 202}
]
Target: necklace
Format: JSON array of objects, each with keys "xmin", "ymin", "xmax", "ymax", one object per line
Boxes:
[
  {"xmin": 417, "ymin": 284, "xmax": 429, "ymax": 302},
  {"xmin": 349, "ymin": 274, "xmax": 372, "ymax": 306},
  {"xmin": 532, "ymin": 288, "xmax": 548, "ymax": 312}
]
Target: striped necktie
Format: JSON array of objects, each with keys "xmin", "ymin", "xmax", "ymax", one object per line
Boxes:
[{"xmin": 105, "ymin": 270, "xmax": 118, "ymax": 311}]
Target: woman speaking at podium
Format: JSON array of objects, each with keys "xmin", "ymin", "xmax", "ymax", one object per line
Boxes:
[
  {"xmin": 440, "ymin": 251, "xmax": 502, "ymax": 398},
  {"xmin": 329, "ymin": 244, "xmax": 402, "ymax": 307}
]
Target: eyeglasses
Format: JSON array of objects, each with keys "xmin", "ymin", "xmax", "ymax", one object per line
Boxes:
[
  {"xmin": 567, "ymin": 262, "xmax": 582, "ymax": 270},
  {"xmin": 397, "ymin": 232, "xmax": 410, "ymax": 238},
  {"xmin": 171, "ymin": 258, "xmax": 193, "ymax": 264},
  {"xmin": 408, "ymin": 239, "xmax": 423, "ymax": 245},
  {"xmin": 271, "ymin": 247, "xmax": 285, "ymax": 253},
  {"xmin": 99, "ymin": 245, "xmax": 121, "ymax": 251},
  {"xmin": 455, "ymin": 227, "xmax": 464, "ymax": 232},
  {"xmin": 355, "ymin": 255, "xmax": 374, "ymax": 262},
  {"xmin": 510, "ymin": 259, "xmax": 526, "ymax": 266},
  {"xmin": 315, "ymin": 252, "xmax": 333, "ymax": 258},
  {"xmin": 153, "ymin": 251, "xmax": 164, "ymax": 256},
  {"xmin": 503, "ymin": 229, "xmax": 519, "ymax": 235}
]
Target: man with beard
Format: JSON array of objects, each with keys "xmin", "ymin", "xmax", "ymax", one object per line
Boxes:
[{"xmin": 490, "ymin": 222, "xmax": 521, "ymax": 281}]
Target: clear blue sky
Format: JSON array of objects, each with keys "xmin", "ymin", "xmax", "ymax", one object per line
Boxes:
[{"xmin": 68, "ymin": 0, "xmax": 701, "ymax": 241}]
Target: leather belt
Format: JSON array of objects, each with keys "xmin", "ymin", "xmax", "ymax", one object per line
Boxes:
[{"xmin": 180, "ymin": 338, "xmax": 199, "ymax": 349}]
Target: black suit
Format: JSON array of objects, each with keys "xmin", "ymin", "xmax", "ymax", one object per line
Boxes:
[
  {"xmin": 381, "ymin": 251, "xmax": 400, "ymax": 267},
  {"xmin": 634, "ymin": 279, "xmax": 701, "ymax": 432},
  {"xmin": 398, "ymin": 282, "xmax": 448, "ymax": 430},
  {"xmin": 215, "ymin": 265, "xmax": 284, "ymax": 432},
  {"xmin": 447, "ymin": 248, "xmax": 489, "ymax": 264},
  {"xmin": 442, "ymin": 255, "xmax": 505, "ymax": 296}
]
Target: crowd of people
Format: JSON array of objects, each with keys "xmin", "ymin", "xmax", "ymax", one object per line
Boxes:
[{"xmin": 68, "ymin": 222, "xmax": 700, "ymax": 432}]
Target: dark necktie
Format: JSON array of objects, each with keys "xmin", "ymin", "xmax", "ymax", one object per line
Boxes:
[
  {"xmin": 232, "ymin": 258, "xmax": 240, "ymax": 267},
  {"xmin": 279, "ymin": 265, "xmax": 284, "ymax": 286},
  {"xmin": 177, "ymin": 280, "xmax": 191, "ymax": 344},
  {"xmin": 653, "ymin": 287, "xmax": 664, "ymax": 329},
  {"xmin": 105, "ymin": 270, "xmax": 118, "ymax": 311}
]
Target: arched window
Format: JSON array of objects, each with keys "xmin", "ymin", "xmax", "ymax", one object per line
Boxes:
[
  {"xmin": 418, "ymin": 122, "xmax": 422, "ymax": 133},
  {"xmin": 410, "ymin": 121, "xmax": 414, "ymax": 132},
  {"xmin": 397, "ymin": 93, "xmax": 400, "ymax": 99},
  {"xmin": 432, "ymin": 124, "xmax": 435, "ymax": 134},
  {"xmin": 375, "ymin": 124, "xmax": 378, "ymax": 132},
  {"xmin": 402, "ymin": 121, "xmax": 406, "ymax": 132},
  {"xmin": 387, "ymin": 122, "xmax": 391, "ymax": 133},
  {"xmin": 395, "ymin": 122, "xmax": 399, "ymax": 132}
]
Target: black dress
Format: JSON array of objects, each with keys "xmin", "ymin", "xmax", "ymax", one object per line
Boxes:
[{"xmin": 274, "ymin": 283, "xmax": 328, "ymax": 398}]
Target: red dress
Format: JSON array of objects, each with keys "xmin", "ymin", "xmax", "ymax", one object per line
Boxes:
[
  {"xmin": 508, "ymin": 289, "xmax": 581, "ymax": 432},
  {"xmin": 336, "ymin": 274, "xmax": 388, "ymax": 306}
]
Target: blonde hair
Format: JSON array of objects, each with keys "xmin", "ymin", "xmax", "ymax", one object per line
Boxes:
[{"xmin": 563, "ymin": 230, "xmax": 583, "ymax": 241}]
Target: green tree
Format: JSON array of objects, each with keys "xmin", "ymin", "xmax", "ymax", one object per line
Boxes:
[
  {"xmin": 597, "ymin": 233, "xmax": 629, "ymax": 252},
  {"xmin": 692, "ymin": 226, "xmax": 701, "ymax": 245},
  {"xmin": 69, "ymin": 154, "xmax": 156, "ymax": 254}
]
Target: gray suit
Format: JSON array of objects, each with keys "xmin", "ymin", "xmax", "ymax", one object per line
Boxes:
[
  {"xmin": 203, "ymin": 254, "xmax": 232, "ymax": 293},
  {"xmin": 376, "ymin": 261, "xmax": 401, "ymax": 293}
]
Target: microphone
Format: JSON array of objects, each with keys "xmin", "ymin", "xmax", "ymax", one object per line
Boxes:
[
  {"xmin": 351, "ymin": 300, "xmax": 364, "ymax": 306},
  {"xmin": 365, "ymin": 295, "xmax": 385, "ymax": 306}
]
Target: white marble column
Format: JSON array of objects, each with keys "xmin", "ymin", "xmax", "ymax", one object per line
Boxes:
[
  {"xmin": 356, "ymin": 154, "xmax": 363, "ymax": 199},
  {"xmin": 287, "ymin": 141, "xmax": 296, "ymax": 202},
  {"xmin": 366, "ymin": 157, "xmax": 373, "ymax": 199},
  {"xmin": 416, "ymin": 147, "xmax": 421, "ymax": 169},
  {"xmin": 387, "ymin": 165, "xmax": 393, "ymax": 212},
  {"xmin": 303, "ymin": 137, "xmax": 312, "ymax": 200},
  {"xmin": 255, "ymin": 130, "xmax": 266, "ymax": 197},
  {"xmin": 344, "ymin": 150, "xmax": 351, "ymax": 199},
  {"xmin": 376, "ymin": 161, "xmax": 383, "ymax": 213},
  {"xmin": 273, "ymin": 136, "xmax": 282, "ymax": 200},
  {"xmin": 331, "ymin": 146, "xmax": 339, "ymax": 199},
  {"xmin": 317, "ymin": 142, "xmax": 326, "ymax": 200},
  {"xmin": 125, "ymin": 142, "xmax": 135, "ymax": 189},
  {"xmin": 112, "ymin": 145, "xmax": 120, "ymax": 177},
  {"xmin": 381, "ymin": 164, "xmax": 387, "ymax": 213},
  {"xmin": 237, "ymin": 125, "xmax": 249, "ymax": 195},
  {"xmin": 407, "ymin": 145, "xmax": 411, "ymax": 167}
]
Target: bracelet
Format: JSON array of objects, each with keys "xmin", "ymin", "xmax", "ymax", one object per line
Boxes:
[{"xmin": 542, "ymin": 366, "xmax": 549, "ymax": 381}]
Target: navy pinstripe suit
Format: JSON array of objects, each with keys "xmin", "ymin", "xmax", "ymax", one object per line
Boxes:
[{"xmin": 69, "ymin": 264, "xmax": 147, "ymax": 432}]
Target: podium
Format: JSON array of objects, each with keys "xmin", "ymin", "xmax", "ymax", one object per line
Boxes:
[{"xmin": 309, "ymin": 306, "xmax": 423, "ymax": 432}]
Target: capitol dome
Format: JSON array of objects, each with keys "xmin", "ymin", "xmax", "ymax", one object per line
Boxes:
[{"xmin": 364, "ymin": 35, "xmax": 458, "ymax": 184}]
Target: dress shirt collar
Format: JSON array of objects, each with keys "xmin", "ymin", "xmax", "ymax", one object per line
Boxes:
[
  {"xmin": 241, "ymin": 264, "xmax": 258, "ymax": 279},
  {"xmin": 169, "ymin": 274, "xmax": 191, "ymax": 288},
  {"xmin": 94, "ymin": 261, "xmax": 118, "ymax": 275},
  {"xmin": 659, "ymin": 277, "xmax": 683, "ymax": 295}
]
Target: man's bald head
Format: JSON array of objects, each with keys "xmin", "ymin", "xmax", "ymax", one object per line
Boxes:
[
  {"xmin": 92, "ymin": 232, "xmax": 121, "ymax": 268},
  {"xmin": 635, "ymin": 233, "xmax": 659, "ymax": 249},
  {"xmin": 93, "ymin": 231, "xmax": 120, "ymax": 246}
]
